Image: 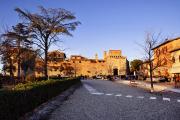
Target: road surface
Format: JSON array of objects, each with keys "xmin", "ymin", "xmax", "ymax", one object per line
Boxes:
[{"xmin": 49, "ymin": 80, "xmax": 180, "ymax": 120}]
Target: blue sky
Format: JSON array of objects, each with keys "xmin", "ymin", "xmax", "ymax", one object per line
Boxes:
[{"xmin": 0, "ymin": 0, "xmax": 180, "ymax": 62}]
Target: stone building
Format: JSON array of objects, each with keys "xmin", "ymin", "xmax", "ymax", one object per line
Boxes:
[
  {"xmin": 36, "ymin": 49, "xmax": 129, "ymax": 77},
  {"xmin": 9, "ymin": 49, "xmax": 129, "ymax": 78}
]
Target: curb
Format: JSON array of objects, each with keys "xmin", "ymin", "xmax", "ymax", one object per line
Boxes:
[
  {"xmin": 115, "ymin": 80, "xmax": 180, "ymax": 93},
  {"xmin": 20, "ymin": 82, "xmax": 82, "ymax": 120}
]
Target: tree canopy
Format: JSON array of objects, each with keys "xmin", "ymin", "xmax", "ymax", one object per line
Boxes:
[
  {"xmin": 15, "ymin": 6, "xmax": 80, "ymax": 79},
  {"xmin": 130, "ymin": 59, "xmax": 143, "ymax": 72}
]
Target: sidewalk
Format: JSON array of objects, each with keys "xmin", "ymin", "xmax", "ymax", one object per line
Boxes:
[{"xmin": 115, "ymin": 80, "xmax": 180, "ymax": 93}]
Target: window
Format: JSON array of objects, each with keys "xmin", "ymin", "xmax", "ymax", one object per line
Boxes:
[
  {"xmin": 165, "ymin": 46, "xmax": 168, "ymax": 52},
  {"xmin": 161, "ymin": 48, "xmax": 164, "ymax": 54},
  {"xmin": 79, "ymin": 61, "xmax": 81, "ymax": 63},
  {"xmin": 172, "ymin": 56, "xmax": 175, "ymax": 63},
  {"xmin": 162, "ymin": 46, "xmax": 168, "ymax": 54},
  {"xmin": 164, "ymin": 59, "xmax": 167, "ymax": 65},
  {"xmin": 156, "ymin": 49, "xmax": 160, "ymax": 56},
  {"xmin": 179, "ymin": 55, "xmax": 180, "ymax": 62}
]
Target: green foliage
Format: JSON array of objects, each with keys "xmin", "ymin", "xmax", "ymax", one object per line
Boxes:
[
  {"xmin": 0, "ymin": 78, "xmax": 81, "ymax": 120},
  {"xmin": 130, "ymin": 59, "xmax": 143, "ymax": 72}
]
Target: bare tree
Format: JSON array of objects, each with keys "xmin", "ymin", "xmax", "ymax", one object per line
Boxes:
[
  {"xmin": 139, "ymin": 32, "xmax": 167, "ymax": 92},
  {"xmin": 15, "ymin": 6, "xmax": 80, "ymax": 80}
]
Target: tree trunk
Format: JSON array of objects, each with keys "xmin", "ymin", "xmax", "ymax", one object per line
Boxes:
[
  {"xmin": 44, "ymin": 40, "xmax": 48, "ymax": 80},
  {"xmin": 9, "ymin": 58, "xmax": 14, "ymax": 84},
  {"xmin": 17, "ymin": 40, "xmax": 21, "ymax": 82},
  {"xmin": 17, "ymin": 57, "xmax": 21, "ymax": 81},
  {"xmin": 149, "ymin": 61, "xmax": 154, "ymax": 92}
]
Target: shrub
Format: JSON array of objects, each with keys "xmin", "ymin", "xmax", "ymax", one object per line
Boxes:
[
  {"xmin": 0, "ymin": 80, "xmax": 2, "ymax": 89},
  {"xmin": 0, "ymin": 78, "xmax": 81, "ymax": 120}
]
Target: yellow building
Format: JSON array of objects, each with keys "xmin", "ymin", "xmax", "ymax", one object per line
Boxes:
[
  {"xmin": 140, "ymin": 37, "xmax": 180, "ymax": 78},
  {"xmin": 8, "ymin": 49, "xmax": 128, "ymax": 78},
  {"xmin": 42, "ymin": 49, "xmax": 129, "ymax": 77},
  {"xmin": 153, "ymin": 37, "xmax": 180, "ymax": 77},
  {"xmin": 170, "ymin": 48, "xmax": 180, "ymax": 76}
]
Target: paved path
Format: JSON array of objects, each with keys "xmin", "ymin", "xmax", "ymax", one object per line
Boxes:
[{"xmin": 49, "ymin": 80, "xmax": 180, "ymax": 120}]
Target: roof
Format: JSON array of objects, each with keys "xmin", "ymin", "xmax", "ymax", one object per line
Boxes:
[
  {"xmin": 170, "ymin": 48, "xmax": 180, "ymax": 53},
  {"xmin": 48, "ymin": 50, "xmax": 65, "ymax": 54},
  {"xmin": 71, "ymin": 55, "xmax": 83, "ymax": 57},
  {"xmin": 152, "ymin": 37, "xmax": 180, "ymax": 50},
  {"xmin": 109, "ymin": 50, "xmax": 121, "ymax": 52},
  {"xmin": 70, "ymin": 55, "xmax": 87, "ymax": 60},
  {"xmin": 109, "ymin": 50, "xmax": 121, "ymax": 51}
]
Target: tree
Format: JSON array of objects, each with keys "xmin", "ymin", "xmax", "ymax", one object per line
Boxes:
[
  {"xmin": 139, "ymin": 32, "xmax": 166, "ymax": 92},
  {"xmin": 130, "ymin": 59, "xmax": 143, "ymax": 72},
  {"xmin": 2, "ymin": 23, "xmax": 32, "ymax": 81},
  {"xmin": 61, "ymin": 63, "xmax": 74, "ymax": 77},
  {"xmin": 0, "ymin": 35, "xmax": 16, "ymax": 82},
  {"xmin": 20, "ymin": 49, "xmax": 37, "ymax": 81},
  {"xmin": 15, "ymin": 6, "xmax": 80, "ymax": 80}
]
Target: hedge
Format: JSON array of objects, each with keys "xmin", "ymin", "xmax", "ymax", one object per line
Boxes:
[
  {"xmin": 0, "ymin": 78, "xmax": 81, "ymax": 120},
  {"xmin": 0, "ymin": 80, "xmax": 2, "ymax": 89}
]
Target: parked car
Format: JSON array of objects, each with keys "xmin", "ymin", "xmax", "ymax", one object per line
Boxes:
[
  {"xmin": 159, "ymin": 77, "xmax": 169, "ymax": 82},
  {"xmin": 96, "ymin": 76, "xmax": 102, "ymax": 79},
  {"xmin": 126, "ymin": 75, "xmax": 135, "ymax": 80},
  {"xmin": 107, "ymin": 75, "xmax": 113, "ymax": 81},
  {"xmin": 146, "ymin": 77, "xmax": 168, "ymax": 83}
]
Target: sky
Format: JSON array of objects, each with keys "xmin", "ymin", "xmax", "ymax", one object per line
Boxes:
[{"xmin": 0, "ymin": 0, "xmax": 180, "ymax": 62}]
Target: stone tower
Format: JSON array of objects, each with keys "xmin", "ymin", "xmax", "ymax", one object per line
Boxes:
[{"xmin": 95, "ymin": 53, "xmax": 98, "ymax": 61}]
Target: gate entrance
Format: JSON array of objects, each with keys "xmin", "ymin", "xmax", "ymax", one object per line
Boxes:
[{"xmin": 113, "ymin": 68, "xmax": 118, "ymax": 76}]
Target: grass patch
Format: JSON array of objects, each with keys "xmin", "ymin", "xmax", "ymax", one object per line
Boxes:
[{"xmin": 0, "ymin": 78, "xmax": 81, "ymax": 120}]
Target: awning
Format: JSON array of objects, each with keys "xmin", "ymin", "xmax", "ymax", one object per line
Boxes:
[{"xmin": 170, "ymin": 66, "xmax": 180, "ymax": 74}]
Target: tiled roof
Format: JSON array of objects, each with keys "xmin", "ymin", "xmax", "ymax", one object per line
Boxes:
[{"xmin": 152, "ymin": 37, "xmax": 180, "ymax": 50}]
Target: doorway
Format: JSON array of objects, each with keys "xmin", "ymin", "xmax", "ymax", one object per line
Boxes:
[{"xmin": 113, "ymin": 68, "xmax": 118, "ymax": 76}]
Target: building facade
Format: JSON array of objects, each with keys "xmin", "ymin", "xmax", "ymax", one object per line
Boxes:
[
  {"xmin": 35, "ymin": 49, "xmax": 129, "ymax": 77},
  {"xmin": 140, "ymin": 37, "xmax": 180, "ymax": 79}
]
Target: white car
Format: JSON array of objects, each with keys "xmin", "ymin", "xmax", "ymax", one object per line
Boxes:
[{"xmin": 146, "ymin": 77, "xmax": 160, "ymax": 82}]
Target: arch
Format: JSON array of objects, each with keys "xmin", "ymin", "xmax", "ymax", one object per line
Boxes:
[{"xmin": 113, "ymin": 68, "xmax": 118, "ymax": 76}]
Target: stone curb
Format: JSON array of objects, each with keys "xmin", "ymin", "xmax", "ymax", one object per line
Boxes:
[
  {"xmin": 19, "ymin": 82, "xmax": 82, "ymax": 120},
  {"xmin": 115, "ymin": 80, "xmax": 180, "ymax": 93}
]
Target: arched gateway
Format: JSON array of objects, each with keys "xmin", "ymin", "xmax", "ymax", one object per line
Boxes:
[{"xmin": 113, "ymin": 68, "xmax": 118, "ymax": 76}]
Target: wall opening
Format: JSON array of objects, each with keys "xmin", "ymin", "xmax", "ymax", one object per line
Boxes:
[{"xmin": 113, "ymin": 68, "xmax": 118, "ymax": 76}]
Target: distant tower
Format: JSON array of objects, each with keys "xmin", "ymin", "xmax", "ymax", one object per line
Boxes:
[
  {"xmin": 103, "ymin": 51, "xmax": 107, "ymax": 60},
  {"xmin": 95, "ymin": 53, "xmax": 98, "ymax": 61}
]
